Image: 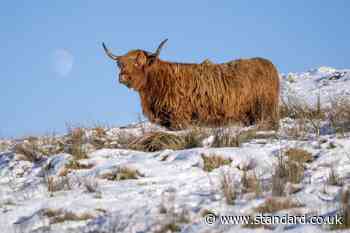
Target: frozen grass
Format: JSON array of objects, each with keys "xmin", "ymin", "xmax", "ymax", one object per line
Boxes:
[
  {"xmin": 284, "ymin": 148, "xmax": 313, "ymax": 163},
  {"xmin": 219, "ymin": 169, "xmax": 237, "ymax": 205},
  {"xmin": 201, "ymin": 153, "xmax": 232, "ymax": 172},
  {"xmin": 65, "ymin": 160, "xmax": 94, "ymax": 170},
  {"xmin": 241, "ymin": 171, "xmax": 262, "ymax": 196},
  {"xmin": 328, "ymin": 96, "xmax": 350, "ymax": 136},
  {"xmin": 129, "ymin": 131, "xmax": 184, "ymax": 152},
  {"xmin": 254, "ymin": 197, "xmax": 303, "ymax": 214},
  {"xmin": 182, "ymin": 127, "xmax": 208, "ymax": 149},
  {"xmin": 327, "ymin": 166, "xmax": 343, "ymax": 186},
  {"xmin": 14, "ymin": 142, "xmax": 42, "ymax": 162},
  {"xmin": 43, "ymin": 208, "xmax": 94, "ymax": 224},
  {"xmin": 100, "ymin": 166, "xmax": 142, "ymax": 181},
  {"xmin": 272, "ymin": 155, "xmax": 305, "ymax": 196},
  {"xmin": 66, "ymin": 127, "xmax": 88, "ymax": 160}
]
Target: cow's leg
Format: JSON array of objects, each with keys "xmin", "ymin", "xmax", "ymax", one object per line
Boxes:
[
  {"xmin": 157, "ymin": 108, "xmax": 185, "ymax": 130},
  {"xmin": 158, "ymin": 110, "xmax": 172, "ymax": 128},
  {"xmin": 259, "ymin": 100, "xmax": 280, "ymax": 130}
]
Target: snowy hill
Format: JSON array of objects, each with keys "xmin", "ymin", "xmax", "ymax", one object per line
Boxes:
[
  {"xmin": 1, "ymin": 67, "xmax": 350, "ymax": 233},
  {"xmin": 281, "ymin": 66, "xmax": 350, "ymax": 106}
]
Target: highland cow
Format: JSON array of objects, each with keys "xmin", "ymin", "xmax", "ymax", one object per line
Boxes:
[{"xmin": 102, "ymin": 39, "xmax": 280, "ymax": 129}]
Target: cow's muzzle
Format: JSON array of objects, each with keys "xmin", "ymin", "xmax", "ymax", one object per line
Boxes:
[
  {"xmin": 119, "ymin": 73, "xmax": 127, "ymax": 83},
  {"xmin": 119, "ymin": 73, "xmax": 131, "ymax": 87}
]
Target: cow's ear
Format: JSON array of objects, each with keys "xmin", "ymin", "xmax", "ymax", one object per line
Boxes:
[{"xmin": 136, "ymin": 52, "xmax": 147, "ymax": 66}]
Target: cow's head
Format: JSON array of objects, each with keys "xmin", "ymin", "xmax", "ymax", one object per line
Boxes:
[{"xmin": 102, "ymin": 39, "xmax": 168, "ymax": 90}]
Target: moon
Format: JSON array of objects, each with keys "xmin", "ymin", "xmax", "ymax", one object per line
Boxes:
[{"xmin": 52, "ymin": 49, "xmax": 74, "ymax": 77}]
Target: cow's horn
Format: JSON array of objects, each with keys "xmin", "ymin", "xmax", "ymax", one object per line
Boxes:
[
  {"xmin": 102, "ymin": 42, "xmax": 120, "ymax": 60},
  {"xmin": 153, "ymin": 39, "xmax": 168, "ymax": 58}
]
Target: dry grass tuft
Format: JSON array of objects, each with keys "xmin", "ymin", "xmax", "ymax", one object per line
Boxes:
[
  {"xmin": 117, "ymin": 167, "xmax": 141, "ymax": 180},
  {"xmin": 280, "ymin": 95, "xmax": 325, "ymax": 137},
  {"xmin": 241, "ymin": 171, "xmax": 262, "ymax": 196},
  {"xmin": 272, "ymin": 155, "xmax": 304, "ymax": 196},
  {"xmin": 14, "ymin": 142, "xmax": 42, "ymax": 162},
  {"xmin": 211, "ymin": 127, "xmax": 240, "ymax": 147},
  {"xmin": 14, "ymin": 134, "xmax": 66, "ymax": 162},
  {"xmin": 219, "ymin": 170, "xmax": 236, "ymax": 205},
  {"xmin": 201, "ymin": 153, "xmax": 232, "ymax": 172},
  {"xmin": 237, "ymin": 129, "xmax": 259, "ymax": 143},
  {"xmin": 280, "ymin": 95, "xmax": 350, "ymax": 138},
  {"xmin": 90, "ymin": 128, "xmax": 107, "ymax": 149},
  {"xmin": 82, "ymin": 178, "xmax": 100, "ymax": 193},
  {"xmin": 156, "ymin": 191, "xmax": 190, "ymax": 233},
  {"xmin": 327, "ymin": 167, "xmax": 343, "ymax": 186},
  {"xmin": 45, "ymin": 175, "xmax": 72, "ymax": 193},
  {"xmin": 129, "ymin": 132, "xmax": 184, "ymax": 152},
  {"xmin": 101, "ymin": 166, "xmax": 142, "ymax": 181},
  {"xmin": 112, "ymin": 132, "xmax": 137, "ymax": 149},
  {"xmin": 211, "ymin": 128, "xmax": 271, "ymax": 148},
  {"xmin": 93, "ymin": 127, "xmax": 106, "ymax": 138},
  {"xmin": 43, "ymin": 208, "xmax": 94, "ymax": 224},
  {"xmin": 182, "ymin": 127, "xmax": 208, "ymax": 149},
  {"xmin": 155, "ymin": 207, "xmax": 189, "ymax": 233},
  {"xmin": 65, "ymin": 160, "xmax": 94, "ymax": 170},
  {"xmin": 328, "ymin": 97, "xmax": 350, "ymax": 136},
  {"xmin": 155, "ymin": 223, "xmax": 181, "ymax": 233},
  {"xmin": 284, "ymin": 148, "xmax": 313, "ymax": 163},
  {"xmin": 66, "ymin": 127, "xmax": 88, "ymax": 160},
  {"xmin": 254, "ymin": 197, "xmax": 303, "ymax": 214},
  {"xmin": 280, "ymin": 95, "xmax": 325, "ymax": 120},
  {"xmin": 332, "ymin": 189, "xmax": 350, "ymax": 229}
]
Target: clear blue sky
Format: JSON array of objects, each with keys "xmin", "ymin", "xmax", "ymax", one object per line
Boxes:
[{"xmin": 1, "ymin": 1, "xmax": 349, "ymax": 137}]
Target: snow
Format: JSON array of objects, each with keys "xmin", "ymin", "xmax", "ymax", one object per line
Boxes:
[
  {"xmin": 282, "ymin": 67, "xmax": 350, "ymax": 108},
  {"xmin": 1, "ymin": 67, "xmax": 350, "ymax": 232}
]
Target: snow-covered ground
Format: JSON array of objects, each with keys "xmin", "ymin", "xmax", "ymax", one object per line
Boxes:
[
  {"xmin": 1, "ymin": 67, "xmax": 350, "ymax": 233},
  {"xmin": 281, "ymin": 66, "xmax": 350, "ymax": 106}
]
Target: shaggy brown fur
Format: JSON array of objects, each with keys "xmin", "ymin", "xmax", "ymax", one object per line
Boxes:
[{"xmin": 102, "ymin": 40, "xmax": 280, "ymax": 130}]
